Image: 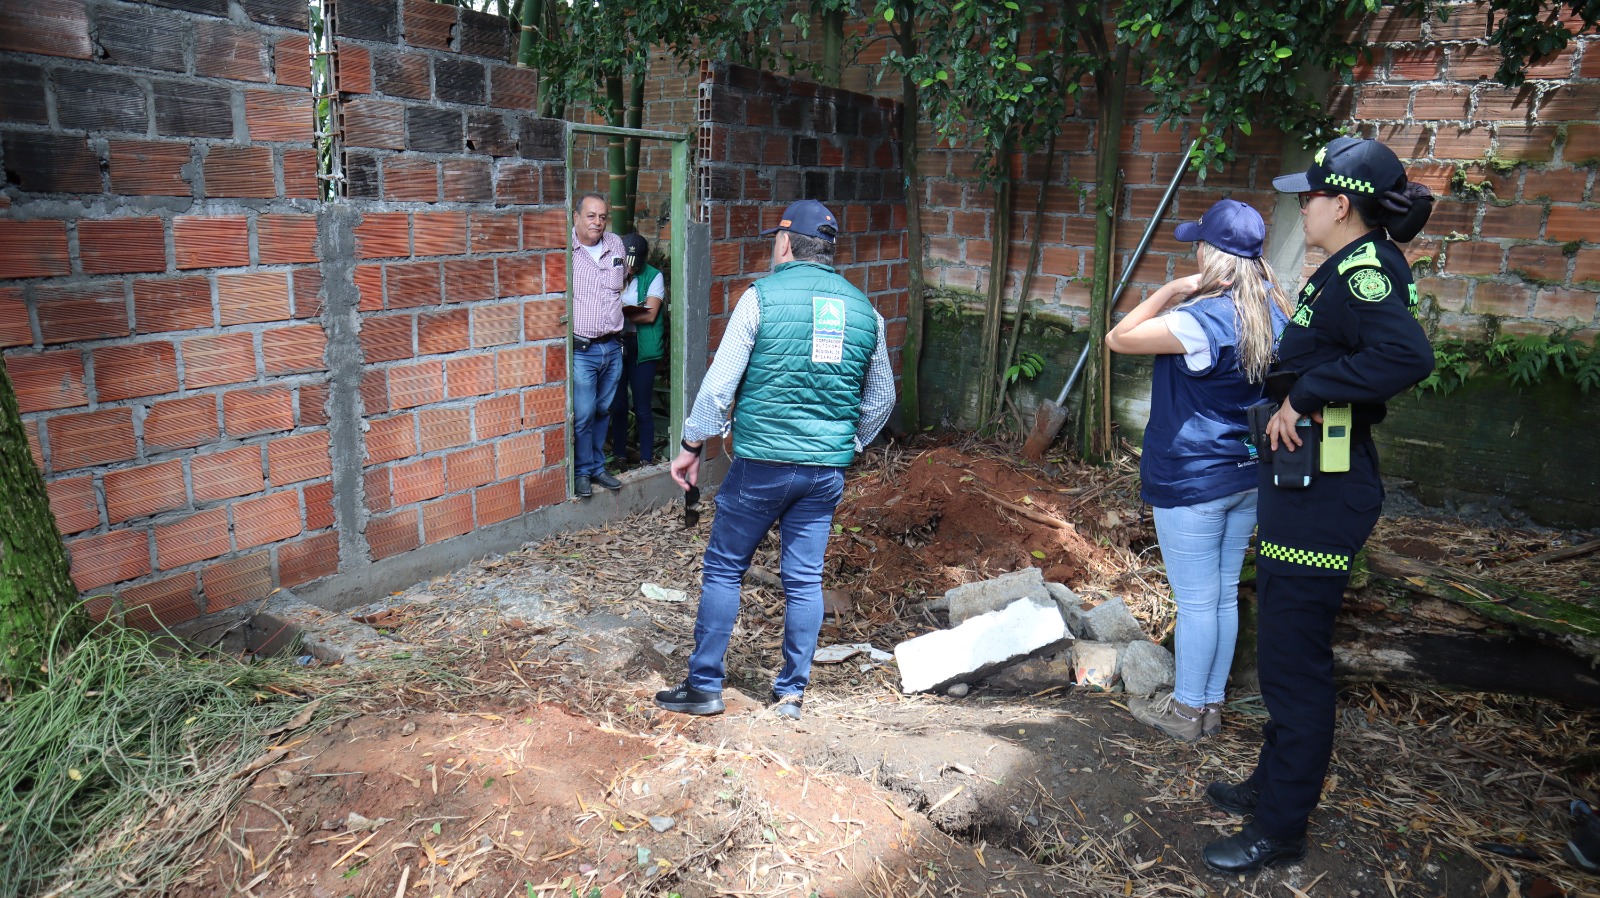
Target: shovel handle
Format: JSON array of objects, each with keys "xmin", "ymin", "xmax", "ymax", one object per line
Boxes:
[{"xmin": 1047, "ymin": 139, "xmax": 1199, "ymax": 408}]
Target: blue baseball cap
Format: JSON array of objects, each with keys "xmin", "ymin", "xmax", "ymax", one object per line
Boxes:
[
  {"xmin": 760, "ymin": 199, "xmax": 839, "ymax": 242},
  {"xmin": 1173, "ymin": 199, "xmax": 1266, "ymax": 259}
]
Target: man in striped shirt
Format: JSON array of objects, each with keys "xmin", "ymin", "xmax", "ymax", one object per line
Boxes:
[
  {"xmin": 569, "ymin": 193, "xmax": 627, "ymax": 498},
  {"xmin": 655, "ymin": 199, "xmax": 896, "ymax": 721}
]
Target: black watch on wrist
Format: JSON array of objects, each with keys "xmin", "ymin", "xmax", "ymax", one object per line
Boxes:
[{"xmin": 681, "ymin": 439, "xmax": 704, "ymax": 456}]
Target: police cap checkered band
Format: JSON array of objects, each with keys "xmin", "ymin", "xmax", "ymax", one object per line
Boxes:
[{"xmin": 1273, "ymin": 136, "xmax": 1405, "ymax": 197}]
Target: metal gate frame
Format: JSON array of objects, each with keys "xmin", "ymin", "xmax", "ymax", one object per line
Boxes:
[{"xmin": 563, "ymin": 123, "xmax": 693, "ymax": 495}]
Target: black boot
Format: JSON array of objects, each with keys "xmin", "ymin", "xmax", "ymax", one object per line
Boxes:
[
  {"xmin": 1205, "ymin": 780, "xmax": 1260, "ymax": 816},
  {"xmin": 654, "ymin": 682, "xmax": 724, "ymax": 715},
  {"xmin": 1203, "ymin": 826, "xmax": 1306, "ymax": 875}
]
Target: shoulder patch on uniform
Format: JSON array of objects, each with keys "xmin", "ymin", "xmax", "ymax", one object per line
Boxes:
[
  {"xmin": 1348, "ymin": 268, "xmax": 1392, "ymax": 301},
  {"xmin": 1336, "ymin": 242, "xmax": 1380, "ymax": 274}
]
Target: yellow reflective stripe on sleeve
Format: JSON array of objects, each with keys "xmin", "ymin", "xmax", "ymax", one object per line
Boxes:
[{"xmin": 1259, "ymin": 540, "xmax": 1351, "ymax": 571}]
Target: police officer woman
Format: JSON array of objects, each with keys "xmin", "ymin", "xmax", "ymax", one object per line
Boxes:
[{"xmin": 1201, "ymin": 137, "xmax": 1436, "ymax": 875}]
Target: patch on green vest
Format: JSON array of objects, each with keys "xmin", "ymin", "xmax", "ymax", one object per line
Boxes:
[
  {"xmin": 1349, "ymin": 268, "xmax": 1392, "ymax": 301},
  {"xmin": 1336, "ymin": 242, "xmax": 1379, "ymax": 274},
  {"xmin": 1291, "ymin": 303, "xmax": 1314, "ymax": 327},
  {"xmin": 811, "ymin": 295, "xmax": 846, "ymax": 364}
]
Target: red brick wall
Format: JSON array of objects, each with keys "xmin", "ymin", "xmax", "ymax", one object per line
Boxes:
[
  {"xmin": 753, "ymin": 5, "xmax": 1597, "ymax": 339},
  {"xmin": 695, "ymin": 63, "xmax": 909, "ymax": 373},
  {"xmin": 0, "ymin": 0, "xmax": 568, "ymax": 629},
  {"xmin": 1345, "ymin": 4, "xmax": 1599, "ymax": 336}
]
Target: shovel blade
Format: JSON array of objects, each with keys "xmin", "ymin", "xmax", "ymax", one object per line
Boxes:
[{"xmin": 1022, "ymin": 400, "xmax": 1069, "ymax": 461}]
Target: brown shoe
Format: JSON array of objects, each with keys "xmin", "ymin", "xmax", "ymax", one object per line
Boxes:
[
  {"xmin": 1202, "ymin": 702, "xmax": 1222, "ymax": 737},
  {"xmin": 1129, "ymin": 692, "xmax": 1203, "ymax": 742}
]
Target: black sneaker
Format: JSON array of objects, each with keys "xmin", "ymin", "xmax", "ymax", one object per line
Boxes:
[
  {"xmin": 1569, "ymin": 800, "xmax": 1600, "ymax": 873},
  {"xmin": 655, "ymin": 682, "xmax": 724, "ymax": 715},
  {"xmin": 574, "ymin": 475, "xmax": 592, "ymax": 498},
  {"xmin": 592, "ymin": 471, "xmax": 622, "ymax": 490},
  {"xmin": 771, "ymin": 693, "xmax": 803, "ymax": 720},
  {"xmin": 1205, "ymin": 780, "xmax": 1260, "ymax": 816}
]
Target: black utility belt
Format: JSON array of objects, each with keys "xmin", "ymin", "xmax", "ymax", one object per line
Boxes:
[
  {"xmin": 1248, "ymin": 401, "xmax": 1361, "ymax": 489},
  {"xmin": 572, "ymin": 332, "xmax": 621, "ymax": 351}
]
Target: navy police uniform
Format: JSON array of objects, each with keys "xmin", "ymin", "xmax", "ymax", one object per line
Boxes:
[{"xmin": 1246, "ymin": 225, "xmax": 1434, "ymax": 842}]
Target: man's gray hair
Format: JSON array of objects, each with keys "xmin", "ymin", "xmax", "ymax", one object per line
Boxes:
[
  {"xmin": 787, "ymin": 232, "xmax": 835, "ymax": 265},
  {"xmin": 576, "ymin": 192, "xmax": 607, "ymax": 211}
]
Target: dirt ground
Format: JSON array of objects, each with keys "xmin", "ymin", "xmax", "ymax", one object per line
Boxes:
[{"xmin": 174, "ymin": 441, "xmax": 1600, "ymax": 898}]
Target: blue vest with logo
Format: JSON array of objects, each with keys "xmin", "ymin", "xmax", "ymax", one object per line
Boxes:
[
  {"xmin": 731, "ymin": 261, "xmax": 878, "ymax": 466},
  {"xmin": 1139, "ymin": 292, "xmax": 1286, "ymax": 508}
]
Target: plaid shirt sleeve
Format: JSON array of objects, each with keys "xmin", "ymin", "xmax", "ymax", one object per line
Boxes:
[
  {"xmin": 682, "ymin": 288, "xmax": 898, "ymax": 450},
  {"xmin": 854, "ymin": 310, "xmax": 896, "ymax": 450},
  {"xmin": 682, "ymin": 286, "xmax": 760, "ymax": 443}
]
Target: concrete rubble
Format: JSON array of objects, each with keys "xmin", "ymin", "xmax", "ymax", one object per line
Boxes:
[
  {"xmin": 896, "ymin": 595, "xmax": 1069, "ymax": 693},
  {"xmin": 1076, "ymin": 596, "xmax": 1146, "ymax": 643},
  {"xmin": 891, "ymin": 569, "xmax": 1179, "ymax": 697},
  {"xmin": 946, "ymin": 567, "xmax": 1049, "ymax": 623},
  {"xmin": 1119, "ymin": 639, "xmax": 1177, "ymax": 695}
]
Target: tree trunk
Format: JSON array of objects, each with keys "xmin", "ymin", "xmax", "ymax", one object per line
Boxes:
[
  {"xmin": 993, "ymin": 132, "xmax": 1059, "ymax": 429},
  {"xmin": 976, "ymin": 157, "xmax": 1014, "ymax": 430},
  {"xmin": 897, "ymin": 7, "xmax": 924, "ymax": 432},
  {"xmin": 820, "ymin": 4, "xmax": 845, "ymax": 87},
  {"xmin": 1077, "ymin": 44, "xmax": 1128, "ymax": 463},
  {"xmin": 605, "ymin": 74, "xmax": 627, "ymax": 233},
  {"xmin": 623, "ymin": 70, "xmax": 645, "ymax": 234},
  {"xmin": 0, "ymin": 361, "xmax": 86, "ymax": 693}
]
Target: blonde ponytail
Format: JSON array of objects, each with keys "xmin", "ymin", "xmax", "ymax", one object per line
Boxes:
[{"xmin": 1180, "ymin": 245, "xmax": 1294, "ymax": 384}]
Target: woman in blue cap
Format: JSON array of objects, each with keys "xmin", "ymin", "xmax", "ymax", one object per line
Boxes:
[
  {"xmin": 1200, "ymin": 137, "xmax": 1435, "ymax": 875},
  {"xmin": 1107, "ymin": 198, "xmax": 1292, "ymax": 743}
]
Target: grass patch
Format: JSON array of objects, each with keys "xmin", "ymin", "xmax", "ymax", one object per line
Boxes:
[{"xmin": 0, "ymin": 618, "xmax": 336, "ymax": 897}]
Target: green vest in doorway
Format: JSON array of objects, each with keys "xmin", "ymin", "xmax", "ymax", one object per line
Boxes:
[
  {"xmin": 732, "ymin": 261, "xmax": 878, "ymax": 466},
  {"xmin": 633, "ymin": 264, "xmax": 666, "ymax": 363}
]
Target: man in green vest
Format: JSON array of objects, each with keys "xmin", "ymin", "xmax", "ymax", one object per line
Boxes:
[{"xmin": 655, "ymin": 200, "xmax": 896, "ymax": 721}]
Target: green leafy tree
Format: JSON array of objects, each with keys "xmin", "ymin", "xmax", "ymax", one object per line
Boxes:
[{"xmin": 877, "ymin": 0, "xmax": 1080, "ymax": 430}]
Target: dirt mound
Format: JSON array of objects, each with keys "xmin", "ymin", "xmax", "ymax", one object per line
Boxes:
[
  {"xmin": 175, "ymin": 699, "xmax": 1046, "ymax": 898},
  {"xmin": 826, "ymin": 445, "xmax": 1143, "ymax": 605}
]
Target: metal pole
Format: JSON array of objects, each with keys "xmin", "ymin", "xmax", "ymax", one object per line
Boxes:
[{"xmin": 1047, "ymin": 138, "xmax": 1199, "ymax": 407}]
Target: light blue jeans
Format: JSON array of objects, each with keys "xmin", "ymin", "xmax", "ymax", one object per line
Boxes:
[{"xmin": 1151, "ymin": 489, "xmax": 1258, "ymax": 708}]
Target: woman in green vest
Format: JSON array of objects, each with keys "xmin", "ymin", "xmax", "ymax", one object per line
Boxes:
[{"xmin": 609, "ymin": 233, "xmax": 666, "ymax": 466}]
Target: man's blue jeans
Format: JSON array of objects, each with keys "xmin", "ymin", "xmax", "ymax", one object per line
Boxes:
[
  {"xmin": 1150, "ymin": 489, "xmax": 1258, "ymax": 708},
  {"xmin": 608, "ymin": 336, "xmax": 659, "ymax": 463},
  {"xmin": 687, "ymin": 458, "xmax": 846, "ymax": 698},
  {"xmin": 571, "ymin": 339, "xmax": 622, "ymax": 478}
]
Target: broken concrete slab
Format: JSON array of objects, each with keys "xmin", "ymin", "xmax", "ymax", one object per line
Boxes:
[
  {"xmin": 1045, "ymin": 581, "xmax": 1083, "ymax": 635},
  {"xmin": 985, "ymin": 656, "xmax": 1074, "ymax": 693},
  {"xmin": 1119, "ymin": 640, "xmax": 1176, "ymax": 695},
  {"xmin": 896, "ymin": 595, "xmax": 1068, "ymax": 693},
  {"xmin": 1078, "ymin": 596, "xmax": 1146, "ymax": 643},
  {"xmin": 1071, "ymin": 640, "xmax": 1120, "ymax": 690},
  {"xmin": 947, "ymin": 567, "xmax": 1048, "ymax": 623}
]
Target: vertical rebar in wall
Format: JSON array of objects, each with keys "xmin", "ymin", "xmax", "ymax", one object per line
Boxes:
[{"xmin": 309, "ymin": 0, "xmax": 343, "ymax": 200}]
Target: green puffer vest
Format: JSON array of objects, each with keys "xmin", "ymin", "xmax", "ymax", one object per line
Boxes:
[
  {"xmin": 732, "ymin": 261, "xmax": 878, "ymax": 466},
  {"xmin": 634, "ymin": 264, "xmax": 665, "ymax": 363}
]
